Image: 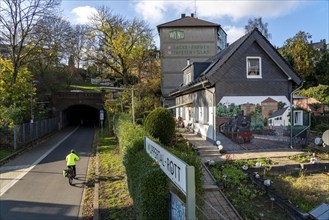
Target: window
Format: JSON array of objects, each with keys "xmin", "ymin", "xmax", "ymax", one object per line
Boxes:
[
  {"xmin": 194, "ymin": 107, "xmax": 199, "ymax": 123},
  {"xmin": 183, "ymin": 72, "xmax": 191, "ymax": 85},
  {"xmin": 294, "ymin": 110, "xmax": 303, "ymax": 126},
  {"xmin": 246, "ymin": 57, "xmax": 262, "ymax": 78},
  {"xmin": 188, "ymin": 107, "xmax": 192, "ymax": 121},
  {"xmin": 203, "ymin": 107, "xmax": 209, "ymax": 124}
]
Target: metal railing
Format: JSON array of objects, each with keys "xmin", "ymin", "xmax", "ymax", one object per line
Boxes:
[
  {"xmin": 195, "ymin": 193, "xmax": 228, "ymax": 220},
  {"xmin": 13, "ymin": 117, "xmax": 59, "ymax": 150}
]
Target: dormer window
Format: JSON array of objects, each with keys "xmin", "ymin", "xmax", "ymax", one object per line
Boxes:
[
  {"xmin": 246, "ymin": 56, "xmax": 262, "ymax": 78},
  {"xmin": 184, "ymin": 72, "xmax": 192, "ymax": 85}
]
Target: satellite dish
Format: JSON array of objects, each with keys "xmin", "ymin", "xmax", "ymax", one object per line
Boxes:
[
  {"xmin": 216, "ymin": 140, "xmax": 221, "ymax": 146},
  {"xmin": 322, "ymin": 130, "xmax": 329, "ymax": 146}
]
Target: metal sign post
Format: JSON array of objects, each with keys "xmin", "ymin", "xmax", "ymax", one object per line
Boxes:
[
  {"xmin": 186, "ymin": 166, "xmax": 195, "ymax": 220},
  {"xmin": 145, "ymin": 136, "xmax": 195, "ymax": 220}
]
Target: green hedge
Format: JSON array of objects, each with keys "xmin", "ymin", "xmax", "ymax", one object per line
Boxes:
[
  {"xmin": 114, "ymin": 113, "xmax": 204, "ymax": 220},
  {"xmin": 116, "ymin": 114, "xmax": 169, "ymax": 219}
]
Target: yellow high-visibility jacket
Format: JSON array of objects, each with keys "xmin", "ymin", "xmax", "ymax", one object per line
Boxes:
[{"xmin": 66, "ymin": 153, "xmax": 80, "ymax": 166}]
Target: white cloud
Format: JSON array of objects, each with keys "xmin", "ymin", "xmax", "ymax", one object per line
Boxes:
[
  {"xmin": 134, "ymin": 0, "xmax": 302, "ymax": 23},
  {"xmin": 134, "ymin": 1, "xmax": 194, "ymax": 25},
  {"xmin": 71, "ymin": 6, "xmax": 98, "ymax": 24},
  {"xmin": 223, "ymin": 26, "xmax": 245, "ymax": 44},
  {"xmin": 196, "ymin": 1, "xmax": 301, "ymax": 21},
  {"xmin": 135, "ymin": 1, "xmax": 167, "ymax": 24}
]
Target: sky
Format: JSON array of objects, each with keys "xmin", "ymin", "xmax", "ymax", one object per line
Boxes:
[{"xmin": 60, "ymin": 0, "xmax": 328, "ymax": 48}]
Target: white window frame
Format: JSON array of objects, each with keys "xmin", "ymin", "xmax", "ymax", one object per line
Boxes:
[
  {"xmin": 184, "ymin": 72, "xmax": 191, "ymax": 85},
  {"xmin": 246, "ymin": 56, "xmax": 262, "ymax": 78},
  {"xmin": 194, "ymin": 106, "xmax": 199, "ymax": 123},
  {"xmin": 203, "ymin": 106, "xmax": 209, "ymax": 124},
  {"xmin": 188, "ymin": 107, "xmax": 192, "ymax": 121},
  {"xmin": 294, "ymin": 110, "xmax": 303, "ymax": 126}
]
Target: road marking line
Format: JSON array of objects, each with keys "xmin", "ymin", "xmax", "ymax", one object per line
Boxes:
[{"xmin": 0, "ymin": 127, "xmax": 79, "ymax": 197}]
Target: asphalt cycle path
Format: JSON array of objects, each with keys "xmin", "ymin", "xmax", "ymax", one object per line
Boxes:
[{"xmin": 0, "ymin": 126, "xmax": 94, "ymax": 220}]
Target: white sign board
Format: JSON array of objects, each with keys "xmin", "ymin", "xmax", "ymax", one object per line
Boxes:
[
  {"xmin": 144, "ymin": 137, "xmax": 187, "ymax": 194},
  {"xmin": 99, "ymin": 110, "xmax": 104, "ymax": 121}
]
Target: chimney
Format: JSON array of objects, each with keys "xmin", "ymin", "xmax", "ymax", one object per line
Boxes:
[
  {"xmin": 191, "ymin": 13, "xmax": 194, "ymax": 17},
  {"xmin": 181, "ymin": 14, "xmax": 185, "ymax": 18},
  {"xmin": 187, "ymin": 59, "xmax": 190, "ymax": 65}
]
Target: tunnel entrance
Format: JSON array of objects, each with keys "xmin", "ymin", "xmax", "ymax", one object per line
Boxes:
[{"xmin": 66, "ymin": 105, "xmax": 100, "ymax": 127}]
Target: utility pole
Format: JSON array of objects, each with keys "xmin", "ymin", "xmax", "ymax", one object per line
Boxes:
[
  {"xmin": 132, "ymin": 86, "xmax": 135, "ymax": 124},
  {"xmin": 30, "ymin": 80, "xmax": 39, "ymax": 146},
  {"xmin": 100, "ymin": 86, "xmax": 135, "ymax": 124}
]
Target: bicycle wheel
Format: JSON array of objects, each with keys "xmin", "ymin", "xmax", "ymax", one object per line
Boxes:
[
  {"xmin": 68, "ymin": 176, "xmax": 73, "ymax": 185},
  {"xmin": 67, "ymin": 168, "xmax": 74, "ymax": 185}
]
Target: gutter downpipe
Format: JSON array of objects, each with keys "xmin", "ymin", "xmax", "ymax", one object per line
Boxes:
[
  {"xmin": 290, "ymin": 81, "xmax": 304, "ymax": 149},
  {"xmin": 202, "ymin": 82, "xmax": 216, "ymax": 144}
]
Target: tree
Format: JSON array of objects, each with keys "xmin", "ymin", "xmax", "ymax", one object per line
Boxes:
[
  {"xmin": 217, "ymin": 103, "xmax": 240, "ymax": 117},
  {"xmin": 0, "ymin": 57, "xmax": 33, "ymax": 125},
  {"xmin": 245, "ymin": 17, "xmax": 271, "ymax": 40},
  {"xmin": 27, "ymin": 15, "xmax": 74, "ymax": 77},
  {"xmin": 85, "ymin": 7, "xmax": 154, "ymax": 86},
  {"xmin": 314, "ymin": 49, "xmax": 329, "ymax": 86},
  {"xmin": 279, "ymin": 31, "xmax": 318, "ymax": 88},
  {"xmin": 0, "ymin": 0, "xmax": 60, "ymax": 84},
  {"xmin": 69, "ymin": 24, "xmax": 90, "ymax": 69},
  {"xmin": 297, "ymin": 84, "xmax": 329, "ymax": 105}
]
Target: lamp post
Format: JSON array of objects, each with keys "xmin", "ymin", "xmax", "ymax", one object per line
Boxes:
[
  {"xmin": 30, "ymin": 80, "xmax": 39, "ymax": 146},
  {"xmin": 30, "ymin": 80, "xmax": 39, "ymax": 123}
]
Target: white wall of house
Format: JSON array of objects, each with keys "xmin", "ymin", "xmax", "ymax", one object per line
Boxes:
[
  {"xmin": 192, "ymin": 104, "xmax": 215, "ymax": 142},
  {"xmin": 269, "ymin": 108, "xmax": 290, "ymax": 127},
  {"xmin": 174, "ymin": 88, "xmax": 216, "ymax": 142},
  {"xmin": 193, "ymin": 89, "xmax": 216, "ymax": 142}
]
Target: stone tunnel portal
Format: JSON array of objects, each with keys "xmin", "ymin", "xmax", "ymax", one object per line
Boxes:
[{"xmin": 52, "ymin": 91, "xmax": 105, "ymax": 129}]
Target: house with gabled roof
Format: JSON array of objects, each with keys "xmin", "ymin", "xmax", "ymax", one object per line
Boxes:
[
  {"xmin": 268, "ymin": 107, "xmax": 290, "ymax": 127},
  {"xmin": 261, "ymin": 97, "xmax": 278, "ymax": 119},
  {"xmin": 157, "ymin": 14, "xmax": 227, "ymax": 108},
  {"xmin": 169, "ymin": 28, "xmax": 302, "ymax": 143}
]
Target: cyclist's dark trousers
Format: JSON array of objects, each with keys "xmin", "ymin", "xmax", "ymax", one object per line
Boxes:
[{"xmin": 68, "ymin": 165, "xmax": 76, "ymax": 177}]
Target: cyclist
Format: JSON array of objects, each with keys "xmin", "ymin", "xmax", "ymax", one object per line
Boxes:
[{"xmin": 66, "ymin": 149, "xmax": 80, "ymax": 178}]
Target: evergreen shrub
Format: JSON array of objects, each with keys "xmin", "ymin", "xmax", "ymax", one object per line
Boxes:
[{"xmin": 144, "ymin": 107, "xmax": 175, "ymax": 146}]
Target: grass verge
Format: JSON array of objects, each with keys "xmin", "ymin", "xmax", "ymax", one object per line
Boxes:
[
  {"xmin": 82, "ymin": 129, "xmax": 135, "ymax": 220},
  {"xmin": 0, "ymin": 147, "xmax": 15, "ymax": 161},
  {"xmin": 98, "ymin": 133, "xmax": 135, "ymax": 220}
]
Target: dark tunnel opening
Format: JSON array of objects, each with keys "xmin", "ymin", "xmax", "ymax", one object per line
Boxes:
[{"xmin": 66, "ymin": 105, "xmax": 101, "ymax": 127}]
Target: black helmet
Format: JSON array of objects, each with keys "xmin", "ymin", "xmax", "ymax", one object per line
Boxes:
[{"xmin": 71, "ymin": 149, "xmax": 75, "ymax": 153}]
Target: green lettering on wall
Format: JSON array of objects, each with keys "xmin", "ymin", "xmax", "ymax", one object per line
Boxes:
[{"xmin": 169, "ymin": 30, "xmax": 185, "ymax": 40}]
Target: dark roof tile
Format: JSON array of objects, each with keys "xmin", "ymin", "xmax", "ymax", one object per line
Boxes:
[
  {"xmin": 268, "ymin": 107, "xmax": 289, "ymax": 119},
  {"xmin": 157, "ymin": 16, "xmax": 219, "ymax": 31}
]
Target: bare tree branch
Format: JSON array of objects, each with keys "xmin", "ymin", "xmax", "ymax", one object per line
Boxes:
[{"xmin": 0, "ymin": 0, "xmax": 61, "ymax": 84}]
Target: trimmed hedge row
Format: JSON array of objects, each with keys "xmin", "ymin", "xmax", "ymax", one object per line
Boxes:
[
  {"xmin": 116, "ymin": 114, "xmax": 169, "ymax": 219},
  {"xmin": 114, "ymin": 113, "xmax": 204, "ymax": 220}
]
